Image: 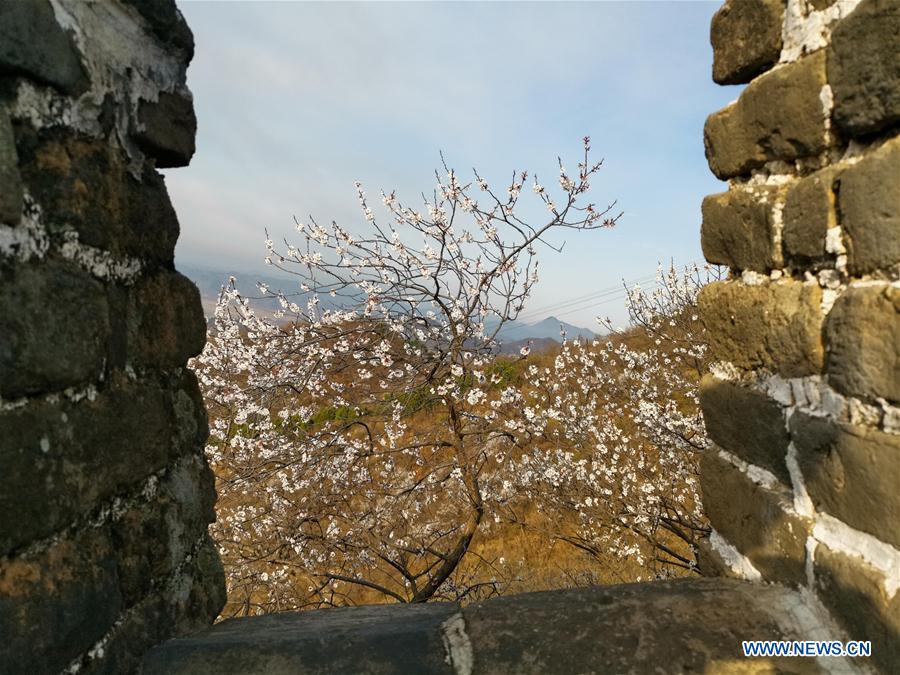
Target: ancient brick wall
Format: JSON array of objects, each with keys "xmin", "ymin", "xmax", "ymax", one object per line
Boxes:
[
  {"xmin": 698, "ymin": 0, "xmax": 899, "ymax": 670},
  {"xmin": 0, "ymin": 1, "xmax": 224, "ymax": 672}
]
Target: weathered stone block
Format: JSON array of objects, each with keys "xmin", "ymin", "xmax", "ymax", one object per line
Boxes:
[
  {"xmin": 826, "ymin": 285, "xmax": 900, "ymax": 403},
  {"xmin": 0, "ymin": 260, "xmax": 110, "ymax": 398},
  {"xmin": 0, "ymin": 529, "xmax": 122, "ymax": 674},
  {"xmin": 699, "ymin": 375, "xmax": 790, "ymax": 484},
  {"xmin": 699, "ymin": 280, "xmax": 824, "ymax": 377},
  {"xmin": 700, "ymin": 451, "xmax": 810, "ymax": 585},
  {"xmin": 814, "ymin": 544, "xmax": 899, "ymax": 673},
  {"xmin": 710, "ymin": 0, "xmax": 785, "ymax": 85},
  {"xmin": 0, "ymin": 0, "xmax": 88, "ymax": 94},
  {"xmin": 143, "ymin": 579, "xmax": 831, "ymax": 675},
  {"xmin": 128, "ymin": 271, "xmax": 207, "ymax": 369},
  {"xmin": 701, "ymin": 187, "xmax": 782, "ymax": 272},
  {"xmin": 171, "ymin": 369, "xmax": 210, "ymax": 456},
  {"xmin": 837, "ymin": 136, "xmax": 900, "ymax": 275},
  {"xmin": 90, "ymin": 535, "xmax": 225, "ymax": 675},
  {"xmin": 693, "ymin": 536, "xmax": 743, "ymax": 579},
  {"xmin": 829, "ymin": 0, "xmax": 900, "ymax": 137},
  {"xmin": 122, "ymin": 0, "xmax": 195, "ymax": 60},
  {"xmin": 113, "ymin": 455, "xmax": 216, "ymax": 606},
  {"xmin": 134, "ymin": 91, "xmax": 197, "ymax": 168},
  {"xmin": 13, "ymin": 126, "xmax": 180, "ymax": 264},
  {"xmin": 782, "ymin": 165, "xmax": 840, "ymax": 264},
  {"xmin": 704, "ymin": 51, "xmax": 829, "ymax": 180},
  {"xmin": 0, "ymin": 106, "xmax": 22, "ymax": 224},
  {"xmin": 0, "ymin": 374, "xmax": 174, "ymax": 556},
  {"xmin": 791, "ymin": 413, "xmax": 900, "ymax": 548}
]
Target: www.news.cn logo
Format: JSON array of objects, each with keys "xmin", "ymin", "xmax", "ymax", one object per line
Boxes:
[{"xmin": 742, "ymin": 641, "xmax": 872, "ymax": 658}]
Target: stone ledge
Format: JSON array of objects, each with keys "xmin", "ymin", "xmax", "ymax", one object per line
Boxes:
[
  {"xmin": 701, "ymin": 187, "xmax": 783, "ymax": 273},
  {"xmin": 141, "ymin": 578, "xmax": 856, "ymax": 674}
]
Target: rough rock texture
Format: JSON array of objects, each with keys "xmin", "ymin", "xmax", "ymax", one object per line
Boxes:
[
  {"xmin": 829, "ymin": 0, "xmax": 900, "ymax": 137},
  {"xmin": 699, "ymin": 281, "xmax": 824, "ymax": 377},
  {"xmin": 699, "ymin": 374, "xmax": 791, "ymax": 483},
  {"xmin": 704, "ymin": 51, "xmax": 829, "ymax": 180},
  {"xmin": 836, "ymin": 135, "xmax": 900, "ymax": 276},
  {"xmin": 825, "ymin": 285, "xmax": 900, "ymax": 403},
  {"xmin": 134, "ymin": 91, "xmax": 197, "ymax": 168},
  {"xmin": 791, "ymin": 414, "xmax": 900, "ymax": 549},
  {"xmin": 0, "ymin": 0, "xmax": 88, "ymax": 94},
  {"xmin": 0, "ymin": 2, "xmax": 224, "ymax": 673},
  {"xmin": 782, "ymin": 165, "xmax": 840, "ymax": 265},
  {"xmin": 710, "ymin": 0, "xmax": 785, "ymax": 85},
  {"xmin": 814, "ymin": 544, "xmax": 900, "ymax": 672},
  {"xmin": 701, "ymin": 187, "xmax": 783, "ymax": 272},
  {"xmin": 700, "ymin": 1, "xmax": 900, "ymax": 670},
  {"xmin": 701, "ymin": 452, "xmax": 811, "ymax": 586},
  {"xmin": 0, "ymin": 106, "xmax": 22, "ymax": 224},
  {"xmin": 143, "ymin": 578, "xmax": 843, "ymax": 675},
  {"xmin": 12, "ymin": 125, "xmax": 182, "ymax": 263}
]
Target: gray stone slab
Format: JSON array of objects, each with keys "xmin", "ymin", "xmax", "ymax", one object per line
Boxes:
[
  {"xmin": 141, "ymin": 602, "xmax": 459, "ymax": 675},
  {"xmin": 142, "ymin": 578, "xmax": 855, "ymax": 674}
]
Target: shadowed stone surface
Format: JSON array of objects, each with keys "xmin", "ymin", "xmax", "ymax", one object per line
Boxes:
[
  {"xmin": 782, "ymin": 165, "xmax": 840, "ymax": 266},
  {"xmin": 791, "ymin": 413, "xmax": 900, "ymax": 549},
  {"xmin": 142, "ymin": 579, "xmax": 845, "ymax": 675},
  {"xmin": 0, "ymin": 1, "xmax": 223, "ymax": 671},
  {"xmin": 699, "ymin": 374, "xmax": 791, "ymax": 484},
  {"xmin": 0, "ymin": 0, "xmax": 88, "ymax": 94},
  {"xmin": 0, "ymin": 259, "xmax": 110, "ymax": 398},
  {"xmin": 13, "ymin": 125, "xmax": 182, "ymax": 264},
  {"xmin": 829, "ymin": 0, "xmax": 900, "ymax": 137},
  {"xmin": 836, "ymin": 136, "xmax": 900, "ymax": 276},
  {"xmin": 700, "ymin": 452, "xmax": 811, "ymax": 586},
  {"xmin": 134, "ymin": 92, "xmax": 197, "ymax": 168},
  {"xmin": 142, "ymin": 603, "xmax": 458, "ymax": 675},
  {"xmin": 0, "ymin": 106, "xmax": 22, "ymax": 224},
  {"xmin": 122, "ymin": 0, "xmax": 195, "ymax": 59},
  {"xmin": 814, "ymin": 544, "xmax": 900, "ymax": 673}
]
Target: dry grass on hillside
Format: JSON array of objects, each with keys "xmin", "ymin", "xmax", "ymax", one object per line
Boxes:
[{"xmin": 203, "ymin": 322, "xmax": 703, "ymax": 617}]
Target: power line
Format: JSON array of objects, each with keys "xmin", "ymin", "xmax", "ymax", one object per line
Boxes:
[
  {"xmin": 517, "ymin": 261, "xmax": 708, "ymax": 324},
  {"xmin": 551, "ymin": 283, "xmax": 659, "ymax": 320},
  {"xmin": 516, "ymin": 273, "xmax": 657, "ymax": 322}
]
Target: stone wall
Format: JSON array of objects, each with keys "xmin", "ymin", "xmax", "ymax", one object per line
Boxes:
[
  {"xmin": 0, "ymin": 1, "xmax": 224, "ymax": 673},
  {"xmin": 699, "ymin": 0, "xmax": 899, "ymax": 671}
]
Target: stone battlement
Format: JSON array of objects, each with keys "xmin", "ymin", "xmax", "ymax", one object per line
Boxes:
[
  {"xmin": 697, "ymin": 1, "xmax": 899, "ymax": 672},
  {"xmin": 1, "ymin": 0, "xmax": 897, "ymax": 673}
]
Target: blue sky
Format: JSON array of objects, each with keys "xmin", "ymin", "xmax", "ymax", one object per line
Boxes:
[{"xmin": 169, "ymin": 1, "xmax": 741, "ymax": 329}]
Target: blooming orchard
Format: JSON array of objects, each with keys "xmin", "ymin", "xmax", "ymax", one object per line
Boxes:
[
  {"xmin": 510, "ymin": 263, "xmax": 719, "ymax": 576},
  {"xmin": 193, "ymin": 140, "xmax": 713, "ymax": 614}
]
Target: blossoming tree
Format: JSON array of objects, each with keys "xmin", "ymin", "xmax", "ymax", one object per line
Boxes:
[
  {"xmin": 509, "ymin": 263, "xmax": 717, "ymax": 577},
  {"xmin": 195, "ymin": 139, "xmax": 712, "ymax": 615}
]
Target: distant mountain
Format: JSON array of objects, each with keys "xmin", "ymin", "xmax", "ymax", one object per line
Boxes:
[
  {"xmin": 181, "ymin": 264, "xmax": 597, "ymax": 344},
  {"xmin": 486, "ymin": 315, "xmax": 596, "ymax": 343}
]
